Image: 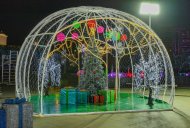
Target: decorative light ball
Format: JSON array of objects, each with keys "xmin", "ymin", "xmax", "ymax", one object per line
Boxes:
[
  {"xmin": 126, "ymin": 72, "xmax": 133, "ymax": 78},
  {"xmin": 87, "ymin": 19, "xmax": 96, "ymax": 28},
  {"xmin": 112, "ymin": 32, "xmax": 121, "ymax": 41},
  {"xmin": 105, "ymin": 31, "xmax": 112, "ymax": 39},
  {"xmin": 72, "ymin": 32, "xmax": 79, "ymax": 40},
  {"xmin": 56, "ymin": 32, "xmax": 66, "ymax": 42},
  {"xmin": 97, "ymin": 26, "xmax": 104, "ymax": 33},
  {"xmin": 121, "ymin": 34, "xmax": 128, "ymax": 42},
  {"xmin": 73, "ymin": 21, "xmax": 81, "ymax": 29},
  {"xmin": 77, "ymin": 70, "xmax": 84, "ymax": 76}
]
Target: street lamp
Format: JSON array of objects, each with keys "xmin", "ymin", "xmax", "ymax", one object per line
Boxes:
[
  {"xmin": 140, "ymin": 2, "xmax": 160, "ymax": 106},
  {"xmin": 140, "ymin": 2, "xmax": 160, "ymax": 28}
]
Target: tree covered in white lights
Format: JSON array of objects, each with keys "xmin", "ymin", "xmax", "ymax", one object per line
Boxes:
[
  {"xmin": 134, "ymin": 52, "xmax": 164, "ymax": 105},
  {"xmin": 38, "ymin": 53, "xmax": 62, "ymax": 95}
]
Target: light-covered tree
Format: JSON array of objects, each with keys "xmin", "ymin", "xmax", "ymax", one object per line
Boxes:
[
  {"xmin": 38, "ymin": 53, "xmax": 62, "ymax": 95},
  {"xmin": 134, "ymin": 52, "xmax": 164, "ymax": 105}
]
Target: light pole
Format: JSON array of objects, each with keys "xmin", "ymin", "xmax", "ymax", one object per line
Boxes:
[
  {"xmin": 140, "ymin": 2, "xmax": 160, "ymax": 28},
  {"xmin": 139, "ymin": 2, "xmax": 160, "ymax": 106}
]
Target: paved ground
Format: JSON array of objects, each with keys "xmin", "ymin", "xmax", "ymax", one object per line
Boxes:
[
  {"xmin": 33, "ymin": 111, "xmax": 190, "ymax": 128},
  {"xmin": 0, "ymin": 85, "xmax": 190, "ymax": 128},
  {"xmin": 33, "ymin": 88, "xmax": 190, "ymax": 128}
]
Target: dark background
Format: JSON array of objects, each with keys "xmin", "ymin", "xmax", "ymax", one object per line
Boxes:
[
  {"xmin": 1, "ymin": 0, "xmax": 190, "ymax": 45},
  {"xmin": 1, "ymin": 0, "xmax": 190, "ymax": 87}
]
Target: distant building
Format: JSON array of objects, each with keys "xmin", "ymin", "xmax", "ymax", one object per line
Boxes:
[
  {"xmin": 159, "ymin": 30, "xmax": 173, "ymax": 55},
  {"xmin": 173, "ymin": 28, "xmax": 190, "ymax": 72},
  {"xmin": 173, "ymin": 28, "xmax": 190, "ymax": 56},
  {"xmin": 0, "ymin": 32, "xmax": 19, "ymax": 85}
]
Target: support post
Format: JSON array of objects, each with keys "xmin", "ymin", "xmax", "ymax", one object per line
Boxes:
[{"xmin": 149, "ymin": 15, "xmax": 151, "ymax": 28}]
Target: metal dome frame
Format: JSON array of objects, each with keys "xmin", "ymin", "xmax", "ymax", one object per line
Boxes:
[{"xmin": 15, "ymin": 6, "xmax": 175, "ymax": 115}]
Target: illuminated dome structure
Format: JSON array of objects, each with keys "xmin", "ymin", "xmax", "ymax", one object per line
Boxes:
[{"xmin": 16, "ymin": 6, "xmax": 175, "ymax": 115}]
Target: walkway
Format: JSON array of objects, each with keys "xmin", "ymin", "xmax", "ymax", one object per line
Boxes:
[
  {"xmin": 0, "ymin": 85, "xmax": 190, "ymax": 128},
  {"xmin": 33, "ymin": 88, "xmax": 190, "ymax": 128}
]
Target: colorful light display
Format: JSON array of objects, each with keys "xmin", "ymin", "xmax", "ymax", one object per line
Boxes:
[{"xmin": 16, "ymin": 6, "xmax": 175, "ymax": 115}]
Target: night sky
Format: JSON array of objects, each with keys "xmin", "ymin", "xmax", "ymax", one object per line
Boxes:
[{"xmin": 1, "ymin": 0, "xmax": 190, "ymax": 45}]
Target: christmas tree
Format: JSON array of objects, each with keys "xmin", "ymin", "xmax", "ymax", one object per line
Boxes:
[{"xmin": 79, "ymin": 37, "xmax": 106, "ymax": 95}]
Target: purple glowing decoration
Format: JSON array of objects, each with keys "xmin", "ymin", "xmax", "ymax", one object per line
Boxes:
[
  {"xmin": 179, "ymin": 72, "xmax": 190, "ymax": 77},
  {"xmin": 160, "ymin": 71, "xmax": 164, "ymax": 78},
  {"xmin": 108, "ymin": 72, "xmax": 126, "ymax": 78},
  {"xmin": 186, "ymin": 73, "xmax": 189, "ymax": 77}
]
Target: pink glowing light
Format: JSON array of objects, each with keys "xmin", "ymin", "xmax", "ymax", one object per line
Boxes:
[
  {"xmin": 77, "ymin": 70, "xmax": 84, "ymax": 76},
  {"xmin": 97, "ymin": 26, "xmax": 104, "ymax": 34},
  {"xmin": 56, "ymin": 32, "xmax": 66, "ymax": 42},
  {"xmin": 72, "ymin": 32, "xmax": 79, "ymax": 40}
]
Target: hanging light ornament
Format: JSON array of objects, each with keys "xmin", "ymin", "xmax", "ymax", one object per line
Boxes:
[
  {"xmin": 72, "ymin": 32, "xmax": 79, "ymax": 40},
  {"xmin": 87, "ymin": 19, "xmax": 96, "ymax": 28},
  {"xmin": 120, "ymin": 34, "xmax": 128, "ymax": 42},
  {"xmin": 105, "ymin": 31, "xmax": 112, "ymax": 39},
  {"xmin": 87, "ymin": 19, "xmax": 96, "ymax": 36},
  {"xmin": 73, "ymin": 21, "xmax": 81, "ymax": 29},
  {"xmin": 97, "ymin": 26, "xmax": 104, "ymax": 34},
  {"xmin": 56, "ymin": 32, "xmax": 66, "ymax": 42},
  {"xmin": 112, "ymin": 31, "xmax": 121, "ymax": 41}
]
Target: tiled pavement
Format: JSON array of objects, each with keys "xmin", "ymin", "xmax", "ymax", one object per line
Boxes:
[{"xmin": 0, "ymin": 85, "xmax": 190, "ymax": 128}]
